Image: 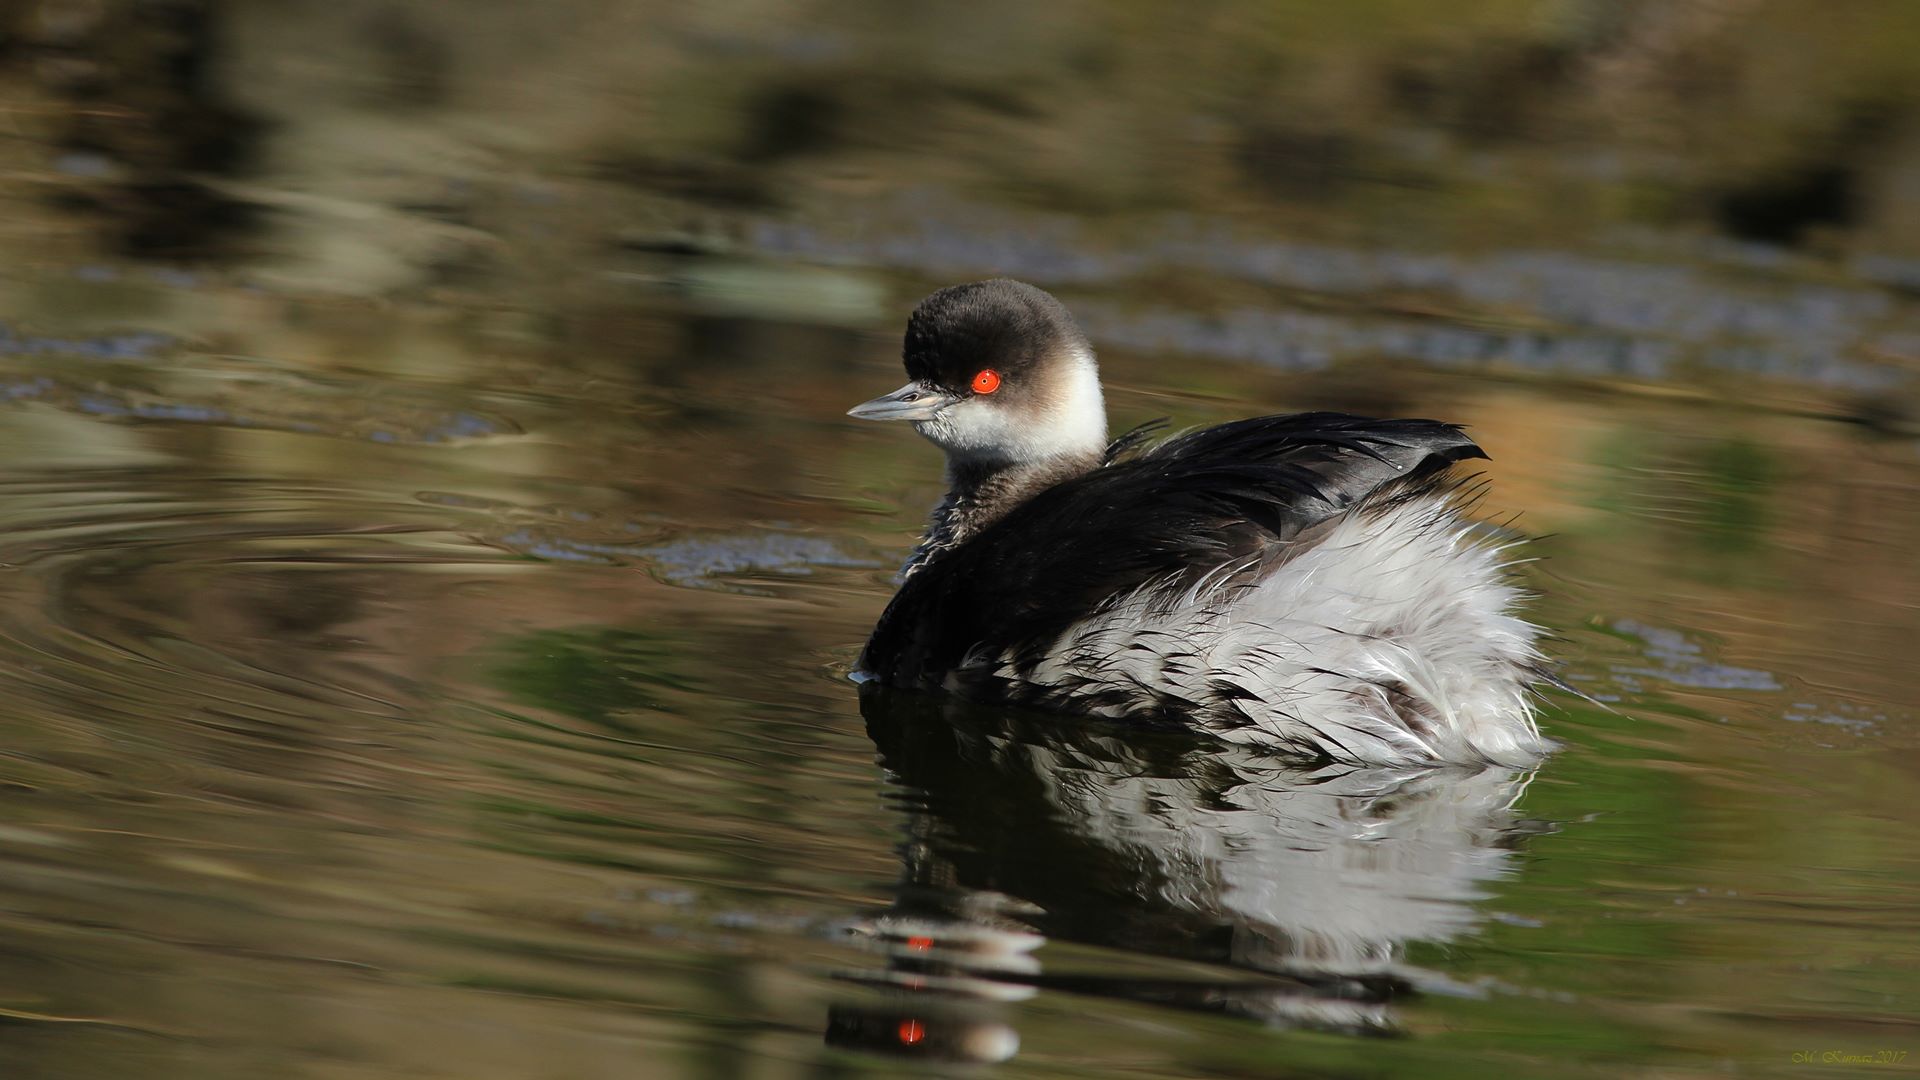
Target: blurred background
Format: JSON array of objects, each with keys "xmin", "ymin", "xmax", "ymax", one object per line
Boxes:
[{"xmin": 1, "ymin": 2, "xmax": 1917, "ymax": 1078}]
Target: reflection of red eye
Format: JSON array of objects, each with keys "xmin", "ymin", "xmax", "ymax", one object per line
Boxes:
[
  {"xmin": 897, "ymin": 1019, "xmax": 925, "ymax": 1045},
  {"xmin": 971, "ymin": 369, "xmax": 1001, "ymax": 394},
  {"xmin": 905, "ymin": 935, "xmax": 934, "ymax": 951}
]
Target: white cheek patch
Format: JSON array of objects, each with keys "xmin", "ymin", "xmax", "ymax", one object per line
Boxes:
[
  {"xmin": 1046, "ymin": 353, "xmax": 1108, "ymax": 454},
  {"xmin": 915, "ymin": 398, "xmax": 1021, "ymax": 459},
  {"xmin": 913, "ymin": 350, "xmax": 1108, "ymax": 467}
]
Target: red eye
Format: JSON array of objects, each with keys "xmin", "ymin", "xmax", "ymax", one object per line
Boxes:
[
  {"xmin": 897, "ymin": 1019, "xmax": 925, "ymax": 1045},
  {"xmin": 971, "ymin": 369, "xmax": 1001, "ymax": 394}
]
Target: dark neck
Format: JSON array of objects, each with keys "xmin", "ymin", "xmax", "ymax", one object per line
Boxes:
[{"xmin": 903, "ymin": 452, "xmax": 1102, "ymax": 577}]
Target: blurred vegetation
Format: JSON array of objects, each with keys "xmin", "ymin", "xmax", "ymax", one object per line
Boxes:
[
  {"xmin": 3, "ymin": 0, "xmax": 1917, "ymax": 434},
  {"xmin": 8, "ymin": 0, "xmax": 1920, "ymax": 270}
]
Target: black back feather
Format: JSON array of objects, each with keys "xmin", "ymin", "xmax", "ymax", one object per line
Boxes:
[{"xmin": 860, "ymin": 412, "xmax": 1486, "ymax": 686}]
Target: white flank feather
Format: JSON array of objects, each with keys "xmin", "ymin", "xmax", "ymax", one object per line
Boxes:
[{"xmin": 990, "ymin": 491, "xmax": 1547, "ymax": 766}]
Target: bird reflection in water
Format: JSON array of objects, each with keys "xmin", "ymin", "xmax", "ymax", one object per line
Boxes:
[{"xmin": 826, "ymin": 685, "xmax": 1552, "ymax": 1063}]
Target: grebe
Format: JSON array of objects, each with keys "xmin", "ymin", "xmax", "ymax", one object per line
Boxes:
[{"xmin": 848, "ymin": 279, "xmax": 1547, "ymax": 766}]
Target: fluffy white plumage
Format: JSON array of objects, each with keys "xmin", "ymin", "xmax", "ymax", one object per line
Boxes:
[{"xmin": 986, "ymin": 490, "xmax": 1547, "ymax": 765}]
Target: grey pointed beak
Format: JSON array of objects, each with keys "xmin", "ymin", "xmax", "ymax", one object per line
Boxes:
[{"xmin": 847, "ymin": 382, "xmax": 958, "ymax": 422}]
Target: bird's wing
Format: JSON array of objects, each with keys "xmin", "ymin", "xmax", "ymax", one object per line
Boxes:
[{"xmin": 860, "ymin": 412, "xmax": 1487, "ymax": 684}]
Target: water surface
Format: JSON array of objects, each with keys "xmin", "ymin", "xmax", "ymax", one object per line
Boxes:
[
  {"xmin": 3, "ymin": 5, "xmax": 1920, "ymax": 1076},
  {"xmin": 0, "ymin": 261, "xmax": 1914, "ymax": 1080}
]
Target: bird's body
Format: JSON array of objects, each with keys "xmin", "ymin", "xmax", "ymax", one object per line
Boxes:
[{"xmin": 849, "ymin": 280, "xmax": 1548, "ymax": 766}]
